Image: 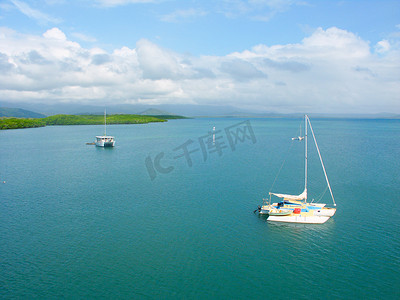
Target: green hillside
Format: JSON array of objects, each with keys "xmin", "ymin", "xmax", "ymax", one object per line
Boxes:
[
  {"xmin": 44, "ymin": 114, "xmax": 166, "ymax": 125},
  {"xmin": 0, "ymin": 107, "xmax": 46, "ymax": 118}
]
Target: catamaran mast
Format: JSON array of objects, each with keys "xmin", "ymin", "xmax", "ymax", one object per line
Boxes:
[{"xmin": 104, "ymin": 109, "xmax": 107, "ymax": 136}]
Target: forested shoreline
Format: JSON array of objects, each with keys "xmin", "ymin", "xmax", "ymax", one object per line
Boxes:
[{"xmin": 0, "ymin": 114, "xmax": 186, "ymax": 130}]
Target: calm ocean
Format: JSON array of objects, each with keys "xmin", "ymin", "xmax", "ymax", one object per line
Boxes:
[{"xmin": 1, "ymin": 118, "xmax": 399, "ymax": 299}]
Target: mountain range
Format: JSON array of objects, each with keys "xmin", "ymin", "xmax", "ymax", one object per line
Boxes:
[
  {"xmin": 1, "ymin": 102, "xmax": 399, "ymax": 119},
  {"xmin": 0, "ymin": 107, "xmax": 46, "ymax": 118}
]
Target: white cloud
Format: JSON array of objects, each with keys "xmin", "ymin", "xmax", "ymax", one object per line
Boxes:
[
  {"xmin": 0, "ymin": 26, "xmax": 399, "ymax": 113},
  {"xmin": 136, "ymin": 39, "xmax": 182, "ymax": 80},
  {"xmin": 301, "ymin": 27, "xmax": 370, "ymax": 58},
  {"xmin": 220, "ymin": 58, "xmax": 266, "ymax": 81},
  {"xmin": 43, "ymin": 27, "xmax": 66, "ymax": 40},
  {"xmin": 10, "ymin": 0, "xmax": 60, "ymax": 24},
  {"xmin": 375, "ymin": 40, "xmax": 391, "ymax": 54},
  {"xmin": 136, "ymin": 39, "xmax": 214, "ymax": 81}
]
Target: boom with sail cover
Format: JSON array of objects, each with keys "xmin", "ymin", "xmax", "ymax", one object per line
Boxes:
[{"xmin": 269, "ymin": 189, "xmax": 307, "ymax": 201}]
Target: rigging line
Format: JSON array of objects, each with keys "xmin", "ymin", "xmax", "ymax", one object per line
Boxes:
[
  {"xmin": 311, "ymin": 186, "xmax": 328, "ymax": 203},
  {"xmin": 269, "ymin": 119, "xmax": 304, "ymax": 194},
  {"xmin": 307, "ymin": 116, "xmax": 337, "ymax": 206},
  {"xmin": 269, "ymin": 139, "xmax": 295, "ymax": 193}
]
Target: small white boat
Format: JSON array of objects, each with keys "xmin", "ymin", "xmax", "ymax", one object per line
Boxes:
[
  {"xmin": 259, "ymin": 115, "xmax": 337, "ymax": 224},
  {"xmin": 95, "ymin": 109, "xmax": 115, "ymax": 147},
  {"xmin": 291, "ymin": 123, "xmax": 304, "ymax": 140},
  {"xmin": 291, "ymin": 136, "xmax": 304, "ymax": 141}
]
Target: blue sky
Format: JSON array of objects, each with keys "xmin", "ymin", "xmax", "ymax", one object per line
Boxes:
[{"xmin": 0, "ymin": 0, "xmax": 399, "ymax": 113}]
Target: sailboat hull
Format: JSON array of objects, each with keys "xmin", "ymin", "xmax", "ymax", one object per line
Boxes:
[
  {"xmin": 267, "ymin": 214, "xmax": 330, "ymax": 224},
  {"xmin": 313, "ymin": 208, "xmax": 336, "ymax": 217}
]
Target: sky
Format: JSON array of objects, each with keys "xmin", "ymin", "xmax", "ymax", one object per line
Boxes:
[{"xmin": 0, "ymin": 0, "xmax": 399, "ymax": 114}]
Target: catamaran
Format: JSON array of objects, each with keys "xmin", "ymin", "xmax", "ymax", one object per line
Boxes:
[
  {"xmin": 95, "ymin": 109, "xmax": 115, "ymax": 147},
  {"xmin": 259, "ymin": 115, "xmax": 337, "ymax": 224}
]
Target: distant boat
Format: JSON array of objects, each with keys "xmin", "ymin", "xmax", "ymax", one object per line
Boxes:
[
  {"xmin": 292, "ymin": 123, "xmax": 304, "ymax": 140},
  {"xmin": 95, "ymin": 109, "xmax": 115, "ymax": 147},
  {"xmin": 259, "ymin": 115, "xmax": 337, "ymax": 224}
]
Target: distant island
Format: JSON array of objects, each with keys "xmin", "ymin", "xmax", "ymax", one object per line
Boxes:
[{"xmin": 0, "ymin": 113, "xmax": 188, "ymax": 130}]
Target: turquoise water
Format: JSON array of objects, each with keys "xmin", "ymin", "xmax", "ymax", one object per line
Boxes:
[{"xmin": 1, "ymin": 118, "xmax": 399, "ymax": 299}]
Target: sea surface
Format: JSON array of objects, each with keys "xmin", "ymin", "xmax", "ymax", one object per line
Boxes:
[{"xmin": 1, "ymin": 117, "xmax": 399, "ymax": 299}]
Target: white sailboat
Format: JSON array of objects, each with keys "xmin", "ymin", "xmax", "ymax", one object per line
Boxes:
[
  {"xmin": 259, "ymin": 115, "xmax": 336, "ymax": 224},
  {"xmin": 95, "ymin": 109, "xmax": 115, "ymax": 147},
  {"xmin": 292, "ymin": 123, "xmax": 304, "ymax": 140}
]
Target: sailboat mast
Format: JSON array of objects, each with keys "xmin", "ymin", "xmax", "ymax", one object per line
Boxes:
[
  {"xmin": 305, "ymin": 115, "xmax": 308, "ymax": 201},
  {"xmin": 104, "ymin": 109, "xmax": 107, "ymax": 136}
]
